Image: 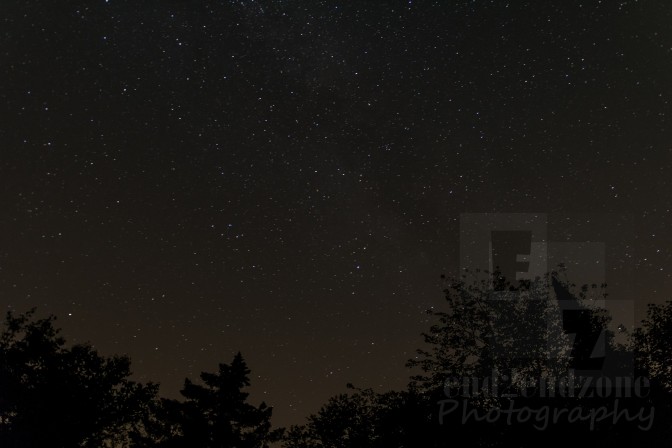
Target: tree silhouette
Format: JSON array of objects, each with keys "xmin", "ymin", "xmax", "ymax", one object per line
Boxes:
[
  {"xmin": 5, "ymin": 282, "xmax": 672, "ymax": 448},
  {"xmin": 284, "ymin": 268, "xmax": 672, "ymax": 447},
  {"xmin": 630, "ymin": 301, "xmax": 672, "ymax": 444},
  {"xmin": 282, "ymin": 386, "xmax": 444, "ymax": 448},
  {"xmin": 0, "ymin": 308, "xmax": 157, "ymax": 448},
  {"xmin": 0, "ymin": 311, "xmax": 283, "ymax": 448},
  {"xmin": 407, "ymin": 269, "xmax": 588, "ymax": 401},
  {"xmin": 282, "ymin": 386, "xmax": 380, "ymax": 448},
  {"xmin": 633, "ymin": 300, "xmax": 672, "ymax": 391},
  {"xmin": 149, "ymin": 353, "xmax": 282, "ymax": 448}
]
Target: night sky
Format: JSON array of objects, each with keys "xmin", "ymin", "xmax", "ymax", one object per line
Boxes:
[{"xmin": 2, "ymin": 0, "xmax": 672, "ymax": 429}]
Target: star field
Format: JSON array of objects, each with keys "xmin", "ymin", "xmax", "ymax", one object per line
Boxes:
[{"xmin": 1, "ymin": 0, "xmax": 672, "ymax": 428}]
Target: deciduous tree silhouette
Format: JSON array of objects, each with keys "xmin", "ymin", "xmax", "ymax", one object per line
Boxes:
[
  {"xmin": 282, "ymin": 385, "xmax": 442, "ymax": 448},
  {"xmin": 6, "ymin": 281, "xmax": 672, "ymax": 448},
  {"xmin": 631, "ymin": 300, "xmax": 672, "ymax": 444},
  {"xmin": 284, "ymin": 268, "xmax": 672, "ymax": 448},
  {"xmin": 0, "ymin": 308, "xmax": 157, "ymax": 448},
  {"xmin": 634, "ymin": 300, "xmax": 672, "ymax": 391},
  {"xmin": 407, "ymin": 269, "xmax": 585, "ymax": 400}
]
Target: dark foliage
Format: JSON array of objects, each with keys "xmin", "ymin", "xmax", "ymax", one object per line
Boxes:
[
  {"xmin": 3, "ymin": 273, "xmax": 672, "ymax": 447},
  {"xmin": 0, "ymin": 308, "xmax": 157, "ymax": 448},
  {"xmin": 146, "ymin": 352, "xmax": 282, "ymax": 448},
  {"xmin": 0, "ymin": 309, "xmax": 281, "ymax": 448},
  {"xmin": 282, "ymin": 270, "xmax": 672, "ymax": 448}
]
